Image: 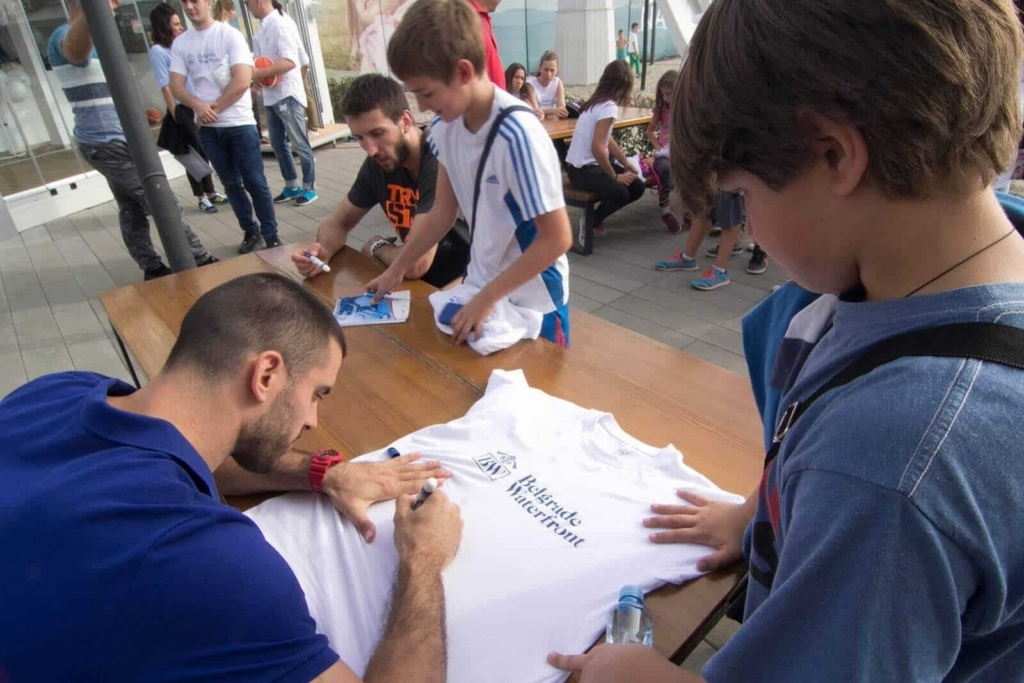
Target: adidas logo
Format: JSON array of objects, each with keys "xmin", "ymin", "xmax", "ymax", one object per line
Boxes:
[{"xmin": 485, "ymin": 174, "xmax": 499, "ymax": 184}]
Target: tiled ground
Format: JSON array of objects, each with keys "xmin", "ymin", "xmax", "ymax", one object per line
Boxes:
[{"xmin": 0, "ymin": 140, "xmax": 773, "ymax": 670}]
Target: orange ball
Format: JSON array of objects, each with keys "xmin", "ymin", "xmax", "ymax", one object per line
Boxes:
[
  {"xmin": 146, "ymin": 108, "xmax": 162, "ymax": 125},
  {"xmin": 254, "ymin": 56, "xmax": 278, "ymax": 88}
]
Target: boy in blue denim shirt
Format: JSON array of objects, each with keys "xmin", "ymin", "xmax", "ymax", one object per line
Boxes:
[{"xmin": 549, "ymin": 0, "xmax": 1024, "ymax": 680}]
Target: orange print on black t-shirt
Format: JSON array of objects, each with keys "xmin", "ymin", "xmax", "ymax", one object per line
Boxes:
[{"xmin": 385, "ymin": 183, "xmax": 418, "ymax": 232}]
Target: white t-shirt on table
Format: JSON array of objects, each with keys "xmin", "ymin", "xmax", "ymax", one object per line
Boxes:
[
  {"xmin": 247, "ymin": 369, "xmax": 744, "ymax": 683},
  {"xmin": 566, "ymin": 100, "xmax": 618, "ymax": 168},
  {"xmin": 253, "ymin": 9, "xmax": 306, "ymax": 108},
  {"xmin": 170, "ymin": 21, "xmax": 255, "ymax": 128},
  {"xmin": 429, "ymin": 87, "xmax": 569, "ymax": 314}
]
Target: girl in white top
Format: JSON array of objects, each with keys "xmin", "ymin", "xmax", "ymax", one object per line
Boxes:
[
  {"xmin": 564, "ymin": 60, "xmax": 645, "ymax": 234},
  {"xmin": 527, "ymin": 50, "xmax": 567, "ymax": 120}
]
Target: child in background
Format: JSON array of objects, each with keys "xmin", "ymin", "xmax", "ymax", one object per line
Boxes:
[
  {"xmin": 647, "ymin": 69, "xmax": 682, "ymax": 233},
  {"xmin": 368, "ymin": 0, "xmax": 573, "ymax": 348},
  {"xmin": 615, "ymin": 29, "xmax": 628, "ymax": 61},
  {"xmin": 564, "ymin": 60, "xmax": 645, "ymax": 238},
  {"xmin": 505, "ymin": 62, "xmax": 542, "ymax": 117},
  {"xmin": 528, "ymin": 51, "xmax": 568, "ymax": 120}
]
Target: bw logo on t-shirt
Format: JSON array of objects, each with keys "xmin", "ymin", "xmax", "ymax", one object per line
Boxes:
[{"xmin": 473, "ymin": 452, "xmax": 516, "ymax": 480}]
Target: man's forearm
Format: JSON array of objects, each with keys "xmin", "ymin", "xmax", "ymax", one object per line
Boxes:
[
  {"xmin": 363, "ymin": 562, "xmax": 448, "ymax": 683},
  {"xmin": 215, "ymin": 77, "xmax": 251, "ymax": 112},
  {"xmin": 389, "ymin": 212, "xmax": 452, "ymax": 275},
  {"xmin": 214, "ymin": 450, "xmax": 310, "ymax": 495}
]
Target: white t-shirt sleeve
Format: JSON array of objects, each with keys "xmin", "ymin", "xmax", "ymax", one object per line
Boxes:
[
  {"xmin": 498, "ymin": 110, "xmax": 565, "ymax": 220},
  {"xmin": 226, "ymin": 26, "xmax": 255, "ymax": 68},
  {"xmin": 169, "ymin": 41, "xmax": 186, "ymax": 76}
]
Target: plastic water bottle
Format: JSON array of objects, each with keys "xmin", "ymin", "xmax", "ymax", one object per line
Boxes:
[{"xmin": 605, "ymin": 585, "xmax": 654, "ymax": 646}]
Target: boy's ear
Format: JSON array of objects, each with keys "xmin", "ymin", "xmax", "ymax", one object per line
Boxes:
[
  {"xmin": 455, "ymin": 58, "xmax": 477, "ymax": 85},
  {"xmin": 799, "ymin": 109, "xmax": 869, "ymax": 197}
]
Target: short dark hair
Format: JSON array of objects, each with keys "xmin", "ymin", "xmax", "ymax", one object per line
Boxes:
[
  {"xmin": 672, "ymin": 0, "xmax": 1024, "ymax": 213},
  {"xmin": 149, "ymin": 4, "xmax": 179, "ymax": 49},
  {"xmin": 388, "ymin": 0, "xmax": 486, "ymax": 82},
  {"xmin": 631, "ymin": 23, "xmax": 638, "ymax": 29},
  {"xmin": 340, "ymin": 74, "xmax": 409, "ymax": 122},
  {"xmin": 164, "ymin": 273, "xmax": 346, "ymax": 380}
]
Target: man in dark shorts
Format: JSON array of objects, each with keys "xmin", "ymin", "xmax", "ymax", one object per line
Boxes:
[{"xmin": 293, "ymin": 74, "xmax": 468, "ymax": 288}]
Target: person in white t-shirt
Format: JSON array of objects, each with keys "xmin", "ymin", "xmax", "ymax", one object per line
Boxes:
[
  {"xmin": 565, "ymin": 60, "xmax": 645, "ymax": 237},
  {"xmin": 527, "ymin": 50, "xmax": 567, "ymax": 120},
  {"xmin": 367, "ymin": 0, "xmax": 573, "ymax": 349},
  {"xmin": 250, "ymin": 0, "xmax": 317, "ymax": 207},
  {"xmin": 170, "ymin": 0, "xmax": 280, "ymax": 254},
  {"xmin": 627, "ymin": 22, "xmax": 641, "ymax": 76}
]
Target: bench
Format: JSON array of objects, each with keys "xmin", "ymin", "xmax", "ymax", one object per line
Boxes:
[{"xmin": 562, "ymin": 174, "xmax": 601, "ymax": 256}]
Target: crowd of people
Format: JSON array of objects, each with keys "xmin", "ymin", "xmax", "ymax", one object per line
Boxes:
[{"xmin": 2, "ymin": 0, "xmax": 1024, "ymax": 682}]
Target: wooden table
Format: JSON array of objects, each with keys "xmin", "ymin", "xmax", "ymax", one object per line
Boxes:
[
  {"xmin": 543, "ymin": 106, "xmax": 653, "ymax": 141},
  {"xmin": 100, "ymin": 247, "xmax": 762, "ymax": 669}
]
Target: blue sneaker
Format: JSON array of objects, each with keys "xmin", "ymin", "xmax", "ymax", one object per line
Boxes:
[
  {"xmin": 655, "ymin": 250, "xmax": 699, "ymax": 272},
  {"xmin": 294, "ymin": 189, "xmax": 318, "ymax": 207},
  {"xmin": 273, "ymin": 187, "xmax": 303, "ymax": 203},
  {"xmin": 692, "ymin": 265, "xmax": 730, "ymax": 290}
]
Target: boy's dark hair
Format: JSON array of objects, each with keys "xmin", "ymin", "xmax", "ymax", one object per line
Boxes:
[
  {"xmin": 631, "ymin": 23, "xmax": 639, "ymax": 29},
  {"xmin": 581, "ymin": 59, "xmax": 634, "ymax": 112},
  {"xmin": 340, "ymin": 74, "xmax": 409, "ymax": 122},
  {"xmin": 164, "ymin": 273, "xmax": 346, "ymax": 380},
  {"xmin": 388, "ymin": 0, "xmax": 486, "ymax": 82},
  {"xmin": 672, "ymin": 0, "xmax": 1024, "ymax": 213},
  {"xmin": 149, "ymin": 4, "xmax": 179, "ymax": 49}
]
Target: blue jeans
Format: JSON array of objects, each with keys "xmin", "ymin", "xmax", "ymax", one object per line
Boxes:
[
  {"xmin": 265, "ymin": 96, "xmax": 315, "ymax": 190},
  {"xmin": 197, "ymin": 124, "xmax": 277, "ymax": 238}
]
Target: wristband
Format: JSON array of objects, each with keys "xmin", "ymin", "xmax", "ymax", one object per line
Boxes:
[
  {"xmin": 368, "ymin": 238, "xmax": 392, "ymax": 257},
  {"xmin": 308, "ymin": 449, "xmax": 345, "ymax": 493}
]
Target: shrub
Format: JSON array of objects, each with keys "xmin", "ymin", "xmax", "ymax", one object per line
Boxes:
[{"xmin": 328, "ymin": 76, "xmax": 358, "ymax": 122}]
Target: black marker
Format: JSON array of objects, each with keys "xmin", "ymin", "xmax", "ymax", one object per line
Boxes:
[{"xmin": 411, "ymin": 477, "xmax": 438, "ymax": 510}]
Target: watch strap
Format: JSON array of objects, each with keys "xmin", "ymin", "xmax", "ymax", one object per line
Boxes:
[{"xmin": 308, "ymin": 449, "xmax": 344, "ymax": 493}]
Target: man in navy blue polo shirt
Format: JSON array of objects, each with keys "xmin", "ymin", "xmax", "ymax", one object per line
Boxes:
[{"xmin": 0, "ymin": 273, "xmax": 462, "ymax": 683}]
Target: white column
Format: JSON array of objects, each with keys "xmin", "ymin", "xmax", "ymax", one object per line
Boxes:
[{"xmin": 555, "ymin": 0, "xmax": 616, "ymax": 86}]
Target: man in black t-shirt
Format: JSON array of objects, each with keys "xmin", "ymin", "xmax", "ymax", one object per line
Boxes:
[{"xmin": 292, "ymin": 75, "xmax": 468, "ymax": 288}]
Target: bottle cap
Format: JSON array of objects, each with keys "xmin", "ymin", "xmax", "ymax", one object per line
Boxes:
[{"xmin": 618, "ymin": 584, "xmax": 644, "ymax": 607}]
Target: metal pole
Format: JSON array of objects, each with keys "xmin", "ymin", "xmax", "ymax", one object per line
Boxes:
[
  {"xmin": 640, "ymin": 0, "xmax": 650, "ymax": 91},
  {"xmin": 650, "ymin": 0, "xmax": 658, "ymax": 67},
  {"xmin": 80, "ymin": 0, "xmax": 194, "ymax": 272},
  {"xmin": 523, "ymin": 0, "xmax": 530, "ymax": 72}
]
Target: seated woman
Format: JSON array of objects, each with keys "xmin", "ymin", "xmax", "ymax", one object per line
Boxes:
[
  {"xmin": 564, "ymin": 60, "xmax": 645, "ymax": 237},
  {"xmin": 527, "ymin": 50, "xmax": 568, "ymax": 120},
  {"xmin": 505, "ymin": 62, "xmax": 542, "ymax": 117}
]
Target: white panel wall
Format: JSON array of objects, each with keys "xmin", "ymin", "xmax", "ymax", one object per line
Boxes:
[{"xmin": 555, "ymin": 0, "xmax": 617, "ymax": 86}]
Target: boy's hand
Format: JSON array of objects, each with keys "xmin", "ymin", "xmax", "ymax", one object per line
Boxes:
[
  {"xmin": 291, "ymin": 242, "xmax": 330, "ymax": 278},
  {"xmin": 644, "ymin": 489, "xmax": 750, "ymax": 572},
  {"xmin": 616, "ymin": 172, "xmax": 637, "ymax": 186},
  {"xmin": 365, "ymin": 266, "xmax": 404, "ymax": 304},
  {"xmin": 450, "ymin": 292, "xmax": 496, "ymax": 346}
]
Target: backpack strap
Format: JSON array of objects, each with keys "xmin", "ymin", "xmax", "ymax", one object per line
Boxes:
[
  {"xmin": 766, "ymin": 322, "xmax": 1024, "ymax": 465},
  {"xmin": 470, "ymin": 105, "xmax": 534, "ymax": 248}
]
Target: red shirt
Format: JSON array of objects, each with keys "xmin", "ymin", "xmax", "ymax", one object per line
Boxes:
[{"xmin": 468, "ymin": 0, "xmax": 505, "ymax": 89}]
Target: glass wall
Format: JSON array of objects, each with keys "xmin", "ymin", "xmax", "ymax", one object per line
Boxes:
[
  {"xmin": 0, "ymin": 0, "xmax": 183, "ymax": 198},
  {"xmin": 315, "ymin": 0, "xmax": 680, "ymax": 83}
]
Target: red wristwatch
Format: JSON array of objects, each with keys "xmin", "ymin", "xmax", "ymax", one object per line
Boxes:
[{"xmin": 308, "ymin": 449, "xmax": 345, "ymax": 493}]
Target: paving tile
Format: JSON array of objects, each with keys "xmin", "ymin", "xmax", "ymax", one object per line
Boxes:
[
  {"xmin": 53, "ymin": 301, "xmax": 106, "ymax": 345},
  {"xmin": 569, "ymin": 292, "xmax": 603, "ymax": 314},
  {"xmin": 591, "ymin": 305, "xmax": 696, "ymax": 349},
  {"xmin": 0, "ymin": 353, "xmax": 27, "ymax": 400},
  {"xmin": 570, "ymin": 261, "xmax": 647, "ymax": 294},
  {"xmin": 21, "ymin": 343, "xmax": 75, "ymax": 380},
  {"xmin": 681, "ymin": 640, "xmax": 719, "ymax": 676},
  {"xmin": 698, "ymin": 325, "xmax": 746, "ymax": 356},
  {"xmin": 682, "ymin": 340, "xmax": 748, "ymax": 376},
  {"xmin": 571, "ymin": 276, "xmax": 628, "ymax": 305},
  {"xmin": 606, "ymin": 295, "xmax": 718, "ymax": 338},
  {"xmin": 706, "ymin": 616, "xmax": 741, "ymax": 650},
  {"xmin": 66, "ymin": 335, "xmax": 132, "ymax": 382}
]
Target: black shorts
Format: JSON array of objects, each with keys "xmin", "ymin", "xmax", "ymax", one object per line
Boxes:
[{"xmin": 421, "ymin": 231, "xmax": 470, "ymax": 289}]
